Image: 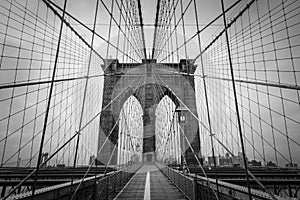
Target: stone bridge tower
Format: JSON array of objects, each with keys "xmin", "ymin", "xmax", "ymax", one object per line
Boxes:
[{"xmin": 97, "ymin": 59, "xmax": 200, "ymax": 165}]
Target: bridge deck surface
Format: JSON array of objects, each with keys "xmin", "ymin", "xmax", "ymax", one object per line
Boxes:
[{"xmin": 113, "ymin": 163, "xmax": 185, "ymax": 200}]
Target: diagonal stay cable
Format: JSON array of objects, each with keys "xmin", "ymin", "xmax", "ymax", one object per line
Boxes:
[
  {"xmin": 120, "ymin": 0, "xmax": 144, "ymax": 57},
  {"xmin": 42, "ymin": 0, "xmax": 105, "ymax": 59},
  {"xmin": 152, "ymin": 69, "xmax": 219, "ymax": 199},
  {"xmin": 70, "ymin": 113, "xmax": 121, "ymax": 200},
  {"xmin": 44, "ymin": 0, "xmax": 141, "ymax": 63},
  {"xmin": 69, "ymin": 0, "xmax": 101, "ymax": 194},
  {"xmin": 0, "ymin": 74, "xmax": 104, "ymax": 90},
  {"xmin": 99, "ymin": 0, "xmax": 144, "ymax": 61},
  {"xmin": 154, "ymin": 67, "xmax": 300, "ymax": 91},
  {"xmin": 70, "ymin": 77, "xmax": 144, "ymax": 199},
  {"xmin": 213, "ymin": 135, "xmax": 277, "ymax": 200},
  {"xmin": 113, "ymin": 0, "xmax": 144, "ymax": 60},
  {"xmin": 159, "ymin": 0, "xmax": 254, "ymax": 63},
  {"xmin": 193, "ymin": 0, "xmax": 221, "ymax": 194},
  {"xmin": 192, "ymin": 0, "xmax": 255, "ymax": 64},
  {"xmin": 153, "ymin": 0, "xmax": 174, "ymax": 60},
  {"xmin": 137, "ymin": 0, "xmax": 147, "ymax": 59},
  {"xmin": 153, "ymin": 67, "xmax": 278, "ymax": 200},
  {"xmin": 115, "ymin": 0, "xmax": 144, "ymax": 60},
  {"xmin": 153, "ymin": 0, "xmax": 177, "ymax": 59},
  {"xmin": 151, "ymin": 0, "xmax": 161, "ymax": 60},
  {"xmin": 160, "ymin": 111, "xmax": 177, "ymax": 160},
  {"xmin": 152, "ymin": 0, "xmax": 182, "ymax": 60},
  {"xmin": 178, "ymin": 125, "xmax": 219, "ymax": 200},
  {"xmin": 158, "ymin": 0, "xmax": 243, "ymax": 62},
  {"xmin": 151, "ymin": 69, "xmax": 178, "ymax": 161},
  {"xmin": 30, "ymin": 0, "xmax": 69, "ymax": 196},
  {"xmin": 2, "ymin": 76, "xmax": 139, "ymax": 199}
]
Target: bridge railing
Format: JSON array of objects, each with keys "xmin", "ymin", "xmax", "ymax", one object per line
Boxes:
[
  {"xmin": 160, "ymin": 166, "xmax": 196, "ymax": 200},
  {"xmin": 159, "ymin": 165, "xmax": 286, "ymax": 200},
  {"xmin": 7, "ymin": 164, "xmax": 141, "ymax": 200}
]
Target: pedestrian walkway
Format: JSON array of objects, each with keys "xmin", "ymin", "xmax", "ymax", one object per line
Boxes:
[{"xmin": 113, "ymin": 163, "xmax": 186, "ymax": 200}]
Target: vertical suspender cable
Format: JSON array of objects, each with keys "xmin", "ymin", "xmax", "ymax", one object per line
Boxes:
[
  {"xmin": 70, "ymin": 0, "xmax": 100, "ymax": 195},
  {"xmin": 116, "ymin": 0, "xmax": 123, "ymax": 59},
  {"xmin": 152, "ymin": 0, "xmax": 161, "ymax": 59},
  {"xmin": 106, "ymin": 0, "xmax": 115, "ymax": 59},
  {"xmin": 220, "ymin": 0, "xmax": 252, "ymax": 199},
  {"xmin": 179, "ymin": 0, "xmax": 188, "ymax": 59},
  {"xmin": 31, "ymin": 0, "xmax": 68, "ymax": 198},
  {"xmin": 137, "ymin": 0, "xmax": 147, "ymax": 59},
  {"xmin": 193, "ymin": 0, "xmax": 220, "ymax": 198}
]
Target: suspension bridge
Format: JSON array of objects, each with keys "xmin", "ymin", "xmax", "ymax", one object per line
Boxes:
[{"xmin": 0, "ymin": 0, "xmax": 299, "ymax": 199}]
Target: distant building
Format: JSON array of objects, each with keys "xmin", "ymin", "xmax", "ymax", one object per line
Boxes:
[
  {"xmin": 232, "ymin": 152, "xmax": 246, "ymax": 166},
  {"xmin": 286, "ymin": 163, "xmax": 298, "ymax": 168},
  {"xmin": 248, "ymin": 160, "xmax": 262, "ymax": 166},
  {"xmin": 208, "ymin": 156, "xmax": 219, "ymax": 166},
  {"xmin": 207, "ymin": 153, "xmax": 250, "ymax": 167},
  {"xmin": 57, "ymin": 164, "xmax": 65, "ymax": 168},
  {"xmin": 266, "ymin": 161, "xmax": 277, "ymax": 167},
  {"xmin": 219, "ymin": 156, "xmax": 232, "ymax": 166}
]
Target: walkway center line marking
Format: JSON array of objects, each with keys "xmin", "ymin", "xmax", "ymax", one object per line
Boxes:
[{"xmin": 144, "ymin": 171, "xmax": 151, "ymax": 200}]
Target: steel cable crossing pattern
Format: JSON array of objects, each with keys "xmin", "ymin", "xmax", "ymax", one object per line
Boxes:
[
  {"xmin": 0, "ymin": 0, "xmax": 300, "ymax": 199},
  {"xmin": 0, "ymin": 0, "xmax": 145, "ymax": 165},
  {"xmin": 69, "ymin": 0, "xmax": 101, "ymax": 197},
  {"xmin": 197, "ymin": 0, "xmax": 300, "ymax": 167},
  {"xmin": 1, "ymin": 1, "xmax": 145, "ymax": 198},
  {"xmin": 70, "ymin": 78, "xmax": 144, "ymax": 200},
  {"xmin": 152, "ymin": 0, "xmax": 300, "ymax": 170},
  {"xmin": 152, "ymin": 70, "xmax": 220, "ymax": 199},
  {"xmin": 160, "ymin": 1, "xmax": 299, "ymax": 198},
  {"xmin": 151, "ymin": 2, "xmax": 221, "ymax": 199}
]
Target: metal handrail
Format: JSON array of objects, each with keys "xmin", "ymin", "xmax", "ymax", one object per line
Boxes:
[
  {"xmin": 7, "ymin": 163, "xmax": 142, "ymax": 200},
  {"xmin": 159, "ymin": 165, "xmax": 291, "ymax": 200}
]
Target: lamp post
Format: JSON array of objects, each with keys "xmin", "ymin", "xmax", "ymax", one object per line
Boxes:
[
  {"xmin": 175, "ymin": 105, "xmax": 188, "ymax": 168},
  {"xmin": 176, "ymin": 105, "xmax": 188, "ymax": 125}
]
